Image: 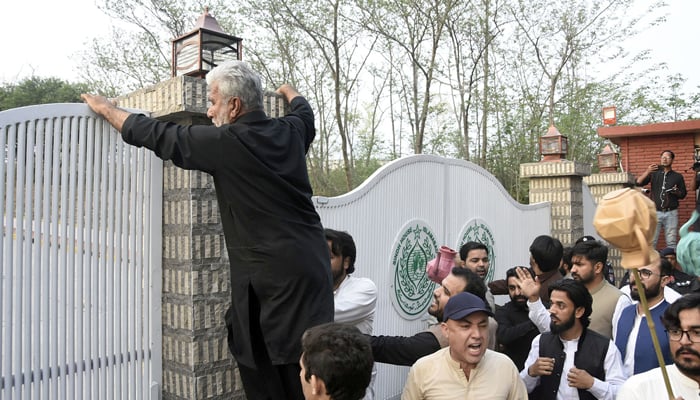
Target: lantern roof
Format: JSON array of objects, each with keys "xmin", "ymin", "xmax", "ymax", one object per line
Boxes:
[
  {"xmin": 600, "ymin": 144, "xmax": 617, "ymax": 155},
  {"xmin": 543, "ymin": 124, "xmax": 565, "ymax": 137},
  {"xmin": 193, "ymin": 7, "xmax": 226, "ymax": 34}
]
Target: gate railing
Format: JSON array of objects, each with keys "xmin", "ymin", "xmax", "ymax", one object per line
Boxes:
[{"xmin": 0, "ymin": 103, "xmax": 162, "ymax": 399}]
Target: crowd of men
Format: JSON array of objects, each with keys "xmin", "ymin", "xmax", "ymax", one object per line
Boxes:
[
  {"xmin": 82, "ymin": 59, "xmax": 700, "ymax": 400},
  {"xmin": 394, "ymin": 236, "xmax": 700, "ymax": 400},
  {"xmin": 322, "ymin": 231, "xmax": 700, "ymax": 400}
]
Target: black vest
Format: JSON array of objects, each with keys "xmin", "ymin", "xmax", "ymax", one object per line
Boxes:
[{"xmin": 529, "ymin": 329, "xmax": 609, "ymax": 400}]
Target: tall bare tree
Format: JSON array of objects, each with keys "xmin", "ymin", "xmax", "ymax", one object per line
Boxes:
[{"xmin": 358, "ymin": 0, "xmax": 460, "ymax": 154}]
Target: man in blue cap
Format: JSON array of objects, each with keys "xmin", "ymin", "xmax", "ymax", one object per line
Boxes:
[{"xmin": 402, "ymin": 292, "xmax": 526, "ymax": 399}]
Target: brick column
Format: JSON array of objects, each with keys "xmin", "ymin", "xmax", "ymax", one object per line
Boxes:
[
  {"xmin": 583, "ymin": 172, "xmax": 636, "ymax": 282},
  {"xmin": 520, "ymin": 161, "xmax": 591, "ymax": 246},
  {"xmin": 119, "ymin": 76, "xmax": 287, "ymax": 399}
]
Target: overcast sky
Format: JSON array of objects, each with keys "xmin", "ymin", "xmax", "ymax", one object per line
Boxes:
[{"xmin": 1, "ymin": 0, "xmax": 698, "ymax": 90}]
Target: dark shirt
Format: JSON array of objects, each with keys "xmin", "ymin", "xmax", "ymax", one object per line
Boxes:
[
  {"xmin": 370, "ymin": 331, "xmax": 441, "ymax": 366},
  {"xmin": 120, "ymin": 96, "xmax": 334, "ymax": 367},
  {"xmin": 495, "ymin": 301, "xmax": 538, "ymax": 370},
  {"xmin": 638, "ymin": 169, "xmax": 687, "ymax": 211},
  {"xmin": 537, "ymin": 269, "xmax": 563, "ymax": 306}
]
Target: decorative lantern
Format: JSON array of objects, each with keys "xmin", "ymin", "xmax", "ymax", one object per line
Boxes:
[
  {"xmin": 539, "ymin": 125, "xmax": 568, "ymax": 162},
  {"xmin": 597, "ymin": 144, "xmax": 619, "ymax": 173},
  {"xmin": 171, "ymin": 8, "xmax": 243, "ymax": 78},
  {"xmin": 602, "ymin": 106, "xmax": 617, "ymax": 126}
]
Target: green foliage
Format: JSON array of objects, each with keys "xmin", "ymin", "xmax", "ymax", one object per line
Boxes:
[
  {"xmin": 0, "ymin": 77, "xmax": 91, "ymax": 111},
  {"xmin": 608, "ymin": 66, "xmax": 700, "ymax": 124},
  {"xmin": 74, "ymin": 0, "xmax": 700, "ymax": 202}
]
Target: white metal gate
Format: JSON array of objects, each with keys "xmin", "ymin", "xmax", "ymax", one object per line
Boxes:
[
  {"xmin": 314, "ymin": 155, "xmax": 551, "ymax": 399},
  {"xmin": 0, "ymin": 103, "xmax": 163, "ymax": 399}
]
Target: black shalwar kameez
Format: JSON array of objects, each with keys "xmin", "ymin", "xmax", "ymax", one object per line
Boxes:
[{"xmin": 120, "ymin": 96, "xmax": 334, "ymax": 398}]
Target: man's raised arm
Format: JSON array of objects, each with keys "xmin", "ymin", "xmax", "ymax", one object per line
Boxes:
[{"xmin": 81, "ymin": 93, "xmax": 131, "ymax": 132}]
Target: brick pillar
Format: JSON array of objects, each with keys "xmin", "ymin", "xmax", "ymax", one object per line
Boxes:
[
  {"xmin": 118, "ymin": 76, "xmax": 287, "ymax": 399},
  {"xmin": 583, "ymin": 172, "xmax": 636, "ymax": 282},
  {"xmin": 520, "ymin": 161, "xmax": 591, "ymax": 246}
]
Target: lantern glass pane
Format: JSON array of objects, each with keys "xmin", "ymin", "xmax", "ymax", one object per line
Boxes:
[
  {"xmin": 598, "ymin": 155, "xmax": 613, "ymax": 168},
  {"xmin": 200, "ymin": 31, "xmax": 240, "ymax": 71},
  {"xmin": 175, "ymin": 37, "xmax": 200, "ymax": 76},
  {"xmin": 541, "ymin": 137, "xmax": 560, "ymax": 154}
]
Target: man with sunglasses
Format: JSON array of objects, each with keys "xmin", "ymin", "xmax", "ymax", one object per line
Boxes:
[
  {"xmin": 613, "ymin": 256, "xmax": 674, "ymax": 376},
  {"xmin": 618, "ymin": 293, "xmax": 700, "ymax": 400}
]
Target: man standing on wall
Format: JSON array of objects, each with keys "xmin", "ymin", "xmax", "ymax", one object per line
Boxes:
[
  {"xmin": 82, "ymin": 60, "xmax": 334, "ymax": 400},
  {"xmin": 636, "ymin": 150, "xmax": 687, "ymax": 248}
]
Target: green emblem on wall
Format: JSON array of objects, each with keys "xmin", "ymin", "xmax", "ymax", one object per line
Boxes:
[
  {"xmin": 459, "ymin": 219, "xmax": 496, "ymax": 283},
  {"xmin": 391, "ymin": 221, "xmax": 438, "ymax": 320}
]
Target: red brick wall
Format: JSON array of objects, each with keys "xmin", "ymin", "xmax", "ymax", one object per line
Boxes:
[{"xmin": 617, "ymin": 133, "xmax": 697, "ymax": 248}]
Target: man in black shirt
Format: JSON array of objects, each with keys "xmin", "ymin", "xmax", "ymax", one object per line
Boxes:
[
  {"xmin": 636, "ymin": 150, "xmax": 687, "ymax": 248},
  {"xmin": 495, "ymin": 267, "xmax": 539, "ymax": 370},
  {"xmin": 82, "ymin": 61, "xmax": 334, "ymax": 400}
]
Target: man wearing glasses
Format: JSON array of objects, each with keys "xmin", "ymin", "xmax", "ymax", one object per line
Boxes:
[
  {"xmin": 617, "ymin": 293, "xmax": 700, "ymax": 400},
  {"xmin": 613, "ymin": 256, "xmax": 674, "ymax": 376},
  {"xmin": 636, "ymin": 150, "xmax": 687, "ymax": 248}
]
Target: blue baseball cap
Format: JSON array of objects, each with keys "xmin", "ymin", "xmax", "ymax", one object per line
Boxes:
[{"xmin": 443, "ymin": 292, "xmax": 494, "ymax": 322}]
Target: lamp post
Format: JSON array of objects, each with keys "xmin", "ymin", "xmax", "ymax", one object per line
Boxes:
[
  {"xmin": 171, "ymin": 8, "xmax": 243, "ymax": 78},
  {"xmin": 597, "ymin": 144, "xmax": 619, "ymax": 173},
  {"xmin": 539, "ymin": 125, "xmax": 568, "ymax": 162}
]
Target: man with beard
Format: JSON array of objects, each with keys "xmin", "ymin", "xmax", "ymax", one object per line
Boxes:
[
  {"xmin": 569, "ymin": 240, "xmax": 631, "ymax": 338},
  {"xmin": 520, "ymin": 279, "xmax": 626, "ymax": 400},
  {"xmin": 613, "ymin": 256, "xmax": 673, "ymax": 376},
  {"xmin": 617, "ymin": 293, "xmax": 700, "ymax": 400},
  {"xmin": 520, "ymin": 239, "xmax": 631, "ymax": 339},
  {"xmin": 402, "ymin": 292, "xmax": 527, "ymax": 400},
  {"xmin": 325, "ymin": 229, "xmax": 377, "ymax": 335},
  {"xmin": 495, "ymin": 267, "xmax": 539, "ymax": 370},
  {"xmin": 370, "ymin": 267, "xmax": 496, "ymax": 366},
  {"xmin": 459, "ymin": 242, "xmax": 496, "ymax": 312},
  {"xmin": 325, "ymin": 228, "xmax": 377, "ymax": 399},
  {"xmin": 618, "ymin": 247, "xmax": 690, "ymax": 298}
]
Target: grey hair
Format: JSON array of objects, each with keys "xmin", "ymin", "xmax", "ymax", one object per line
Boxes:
[{"xmin": 206, "ymin": 61, "xmax": 264, "ymax": 111}]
